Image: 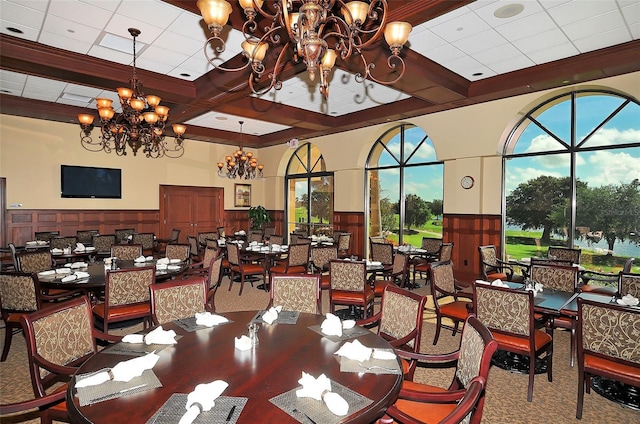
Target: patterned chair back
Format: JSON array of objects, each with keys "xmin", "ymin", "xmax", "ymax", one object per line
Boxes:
[
  {"xmin": 391, "ymin": 251, "xmax": 409, "ymax": 275},
  {"xmin": 370, "ymin": 242, "xmax": 394, "ymax": 265},
  {"xmin": 76, "ymin": 230, "xmax": 98, "ymax": 245},
  {"xmin": 16, "ymin": 251, "xmax": 52, "ymax": 273},
  {"xmin": 198, "ymin": 232, "xmax": 218, "ymax": 246},
  {"xmin": 473, "ymin": 284, "xmax": 533, "ymax": 337},
  {"xmin": 132, "ymin": 233, "xmax": 155, "ymax": 250},
  {"xmin": 286, "ymin": 243, "xmax": 311, "ymax": 269},
  {"xmin": 200, "ymin": 247, "xmax": 218, "ymax": 269},
  {"xmin": 106, "ymin": 266, "xmax": 155, "ymax": 307},
  {"xmin": 34, "ymin": 231, "xmax": 59, "ymax": 242},
  {"xmin": 206, "ymin": 239, "xmax": 219, "ymax": 251},
  {"xmin": 269, "ymin": 273, "xmax": 320, "ymax": 314},
  {"xmin": 530, "ymin": 264, "xmax": 578, "ymax": 293},
  {"xmin": 114, "ymin": 228, "xmax": 135, "ymax": 244},
  {"xmin": 217, "ymin": 226, "xmax": 226, "ymax": 239},
  {"xmin": 454, "ymin": 316, "xmax": 498, "ymax": 392},
  {"xmin": 311, "ymin": 246, "xmax": 338, "ymax": 272},
  {"xmin": 0, "ymin": 272, "xmax": 40, "ymax": 313},
  {"xmin": 226, "ymin": 243, "xmax": 240, "ymax": 266},
  {"xmin": 187, "ymin": 237, "xmax": 199, "ymax": 259},
  {"xmin": 439, "ymin": 242, "xmax": 454, "ymax": 261},
  {"xmin": 290, "ymin": 233, "xmax": 301, "ymax": 245},
  {"xmin": 249, "ymin": 230, "xmax": 264, "ymax": 243},
  {"xmin": 208, "ymin": 255, "xmax": 223, "ymax": 289},
  {"xmin": 92, "ymin": 234, "xmax": 115, "ymax": 254},
  {"xmin": 378, "ymin": 285, "xmax": 427, "ymax": 350},
  {"xmin": 111, "ymin": 244, "xmax": 143, "ymax": 261},
  {"xmin": 337, "ymin": 233, "xmax": 351, "ymax": 251},
  {"xmin": 421, "ymin": 237, "xmax": 442, "ymax": 254},
  {"xmin": 169, "ymin": 229, "xmax": 181, "ymax": 243},
  {"xmin": 547, "ymin": 246, "xmax": 581, "ymax": 264},
  {"xmin": 429, "ymin": 260, "xmax": 457, "ymax": 298},
  {"xmin": 619, "ymin": 272, "xmax": 640, "ymax": 298},
  {"xmin": 49, "ymin": 236, "xmax": 77, "ymax": 250},
  {"xmin": 329, "ymin": 260, "xmax": 366, "ymax": 292},
  {"xmin": 21, "ymin": 296, "xmax": 96, "ymax": 395},
  {"xmin": 150, "ymin": 277, "xmax": 207, "ymax": 324},
  {"xmin": 269, "ymin": 234, "xmax": 284, "ymax": 245},
  {"xmin": 478, "ymin": 245, "xmax": 499, "ymax": 275},
  {"xmin": 264, "ymin": 226, "xmax": 276, "ymax": 238},
  {"xmin": 166, "ymin": 244, "xmax": 190, "ymax": 262}
]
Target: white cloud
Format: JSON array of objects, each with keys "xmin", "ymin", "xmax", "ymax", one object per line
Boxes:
[
  {"xmin": 582, "ymin": 128, "xmax": 640, "ymax": 147},
  {"xmin": 523, "ymin": 134, "xmax": 566, "ymax": 154},
  {"xmin": 405, "ymin": 141, "xmax": 437, "ymax": 161},
  {"xmin": 505, "ymin": 166, "xmax": 564, "ymax": 195},
  {"xmin": 578, "ymin": 150, "xmax": 640, "ymax": 186}
]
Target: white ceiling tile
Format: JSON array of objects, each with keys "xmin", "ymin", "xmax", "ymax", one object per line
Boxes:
[
  {"xmin": 81, "ymin": 0, "xmax": 121, "ymax": 13},
  {"xmin": 421, "ymin": 41, "xmax": 467, "ymax": 63},
  {"xmin": 134, "ymin": 57, "xmax": 177, "ymax": 75},
  {"xmin": 42, "ymin": 14, "xmax": 102, "ymax": 42},
  {"xmin": 622, "ymin": 2, "xmax": 640, "ymax": 25},
  {"xmin": 486, "ymin": 55, "xmax": 536, "ymax": 74},
  {"xmin": 538, "ymin": 0, "xmax": 572, "ymax": 7},
  {"xmin": 4, "ymin": 0, "xmax": 49, "ymax": 13},
  {"xmin": 153, "ymin": 30, "xmax": 202, "ymax": 55},
  {"xmin": 140, "ymin": 45, "xmax": 189, "ymax": 68},
  {"xmin": 0, "ymin": 1, "xmax": 45, "ymax": 30},
  {"xmin": 48, "ymin": 0, "xmax": 113, "ymax": 30},
  {"xmin": 526, "ymin": 41, "xmax": 579, "ymax": 63},
  {"xmin": 0, "ymin": 20, "xmax": 40, "ymax": 41},
  {"xmin": 25, "ymin": 76, "xmax": 67, "ymax": 91},
  {"xmin": 38, "ymin": 31, "xmax": 94, "ymax": 54},
  {"xmin": 452, "ymin": 29, "xmax": 508, "ymax": 55},
  {"xmin": 64, "ymin": 83, "xmax": 104, "ymax": 97},
  {"xmin": 563, "ymin": 10, "xmax": 626, "ymax": 40},
  {"xmin": 424, "ymin": 5, "xmax": 472, "ymax": 28},
  {"xmin": 88, "ymin": 44, "xmax": 133, "ymax": 66},
  {"xmin": 407, "ymin": 29, "xmax": 447, "ymax": 53},
  {"xmin": 467, "ymin": 0, "xmax": 500, "ymax": 11},
  {"xmin": 22, "ymin": 90, "xmax": 61, "ymax": 102},
  {"xmin": 170, "ymin": 56, "xmax": 213, "ymax": 79},
  {"xmin": 474, "ymin": 0, "xmax": 543, "ymax": 27},
  {"xmin": 629, "ymin": 21, "xmax": 640, "ymax": 38},
  {"xmin": 115, "ymin": 0, "xmax": 182, "ymax": 29},
  {"xmin": 442, "ymin": 55, "xmax": 484, "ymax": 73},
  {"xmin": 0, "ymin": 81, "xmax": 25, "ymax": 95},
  {"xmin": 0, "ymin": 70, "xmax": 28, "ymax": 84},
  {"xmin": 168, "ymin": 11, "xmax": 209, "ymax": 42},
  {"xmin": 473, "ymin": 42, "xmax": 523, "ymax": 64},
  {"xmin": 57, "ymin": 97, "xmax": 91, "ymax": 107},
  {"xmin": 429, "ymin": 11, "xmax": 492, "ymax": 42},
  {"xmin": 104, "ymin": 16, "xmax": 164, "ymax": 45},
  {"xmin": 495, "ymin": 11, "xmax": 557, "ymax": 41},
  {"xmin": 573, "ymin": 27, "xmax": 633, "ymax": 52},
  {"xmin": 512, "ymin": 27, "xmax": 569, "ymax": 53},
  {"xmin": 547, "ymin": 0, "xmax": 618, "ymax": 26}
]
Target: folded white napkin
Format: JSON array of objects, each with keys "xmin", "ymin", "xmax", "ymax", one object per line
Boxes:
[
  {"xmin": 56, "ymin": 268, "xmax": 71, "ymax": 274},
  {"xmin": 71, "ymin": 262, "xmax": 88, "ymax": 269},
  {"xmin": 195, "ymin": 312, "xmax": 229, "ymax": 327},
  {"xmin": 235, "ymin": 335, "xmax": 252, "ymax": 351},
  {"xmin": 372, "ymin": 349, "xmax": 397, "ymax": 360},
  {"xmin": 156, "ymin": 263, "xmax": 168, "ymax": 270},
  {"xmin": 271, "ymin": 244, "xmax": 280, "ymax": 249},
  {"xmin": 296, "ymin": 372, "xmax": 348, "ymax": 416},
  {"xmin": 342, "ymin": 320, "xmax": 355, "ymax": 330},
  {"xmin": 491, "ymin": 279, "xmax": 508, "ymax": 287},
  {"xmin": 320, "ymin": 313, "xmax": 343, "ymax": 337},
  {"xmin": 134, "ymin": 255, "xmax": 147, "ymax": 263},
  {"xmin": 156, "ymin": 257, "xmax": 170, "ymax": 265},
  {"xmin": 74, "ymin": 271, "xmax": 90, "ymax": 279},
  {"xmin": 262, "ymin": 306, "xmax": 282, "ymax": 324},
  {"xmin": 61, "ymin": 274, "xmax": 78, "ymax": 282},
  {"xmin": 335, "ymin": 339, "xmax": 372, "ymax": 362},
  {"xmin": 618, "ymin": 294, "xmax": 639, "ymax": 306},
  {"xmin": 238, "ymin": 230, "xmax": 246, "ymax": 235},
  {"xmin": 75, "ymin": 242, "xmax": 85, "ymax": 251},
  {"xmin": 475, "ymin": 279, "xmax": 490, "ymax": 285},
  {"xmin": 169, "ymin": 259, "xmax": 182, "ymax": 264},
  {"xmin": 51, "ymin": 248, "xmax": 63, "ymax": 253},
  {"xmin": 366, "ymin": 260, "xmax": 382, "ymax": 266},
  {"xmin": 250, "ymin": 241, "xmax": 258, "ymax": 246},
  {"xmin": 26, "ymin": 241, "xmax": 37, "ymax": 246},
  {"xmin": 75, "ymin": 351, "xmax": 160, "ymax": 388},
  {"xmin": 38, "ymin": 270, "xmax": 56, "ymax": 276},
  {"xmin": 179, "ymin": 380, "xmax": 229, "ymax": 424},
  {"xmin": 122, "ymin": 326, "xmax": 177, "ymax": 345}
]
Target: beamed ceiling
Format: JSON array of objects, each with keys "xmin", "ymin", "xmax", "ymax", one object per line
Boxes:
[{"xmin": 1, "ymin": 0, "xmax": 639, "ymax": 149}]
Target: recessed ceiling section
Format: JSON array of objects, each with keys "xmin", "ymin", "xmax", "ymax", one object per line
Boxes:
[{"xmin": 186, "ymin": 112, "xmax": 291, "ymax": 136}]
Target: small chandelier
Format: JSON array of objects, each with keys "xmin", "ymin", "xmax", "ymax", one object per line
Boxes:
[
  {"xmin": 77, "ymin": 28, "xmax": 187, "ymax": 158},
  {"xmin": 217, "ymin": 121, "xmax": 264, "ymax": 179},
  {"xmin": 197, "ymin": 0, "xmax": 412, "ymax": 100}
]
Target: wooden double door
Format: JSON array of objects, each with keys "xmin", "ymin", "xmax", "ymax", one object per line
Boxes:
[{"xmin": 159, "ymin": 185, "xmax": 223, "ymax": 243}]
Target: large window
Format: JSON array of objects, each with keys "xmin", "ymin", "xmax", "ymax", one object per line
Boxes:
[
  {"xmin": 366, "ymin": 124, "xmax": 443, "ymax": 247},
  {"xmin": 504, "ymin": 90, "xmax": 640, "ymax": 272},
  {"xmin": 285, "ymin": 143, "xmax": 333, "ymax": 237}
]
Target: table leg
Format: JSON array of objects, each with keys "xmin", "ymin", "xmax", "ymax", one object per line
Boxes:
[
  {"xmin": 591, "ymin": 376, "xmax": 640, "ymax": 410},
  {"xmin": 491, "ymin": 350, "xmax": 548, "ymax": 375}
]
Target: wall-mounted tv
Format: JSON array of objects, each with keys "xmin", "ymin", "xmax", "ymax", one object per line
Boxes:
[{"xmin": 61, "ymin": 165, "xmax": 122, "ymax": 199}]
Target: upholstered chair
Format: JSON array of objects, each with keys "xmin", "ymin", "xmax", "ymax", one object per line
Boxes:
[
  {"xmin": 132, "ymin": 233, "xmax": 155, "ymax": 256},
  {"xmin": 412, "ymin": 242, "xmax": 453, "ymax": 285},
  {"xmin": 187, "ymin": 236, "xmax": 201, "ymax": 262},
  {"xmin": 49, "ymin": 236, "xmax": 78, "ymax": 250},
  {"xmin": 92, "ymin": 234, "xmax": 115, "ymax": 257},
  {"xmin": 206, "ymin": 256, "xmax": 224, "ymax": 311},
  {"xmin": 92, "ymin": 266, "xmax": 156, "ymax": 334},
  {"xmin": 76, "ymin": 230, "xmax": 98, "ymax": 245},
  {"xmin": 370, "ymin": 241, "xmax": 394, "ymax": 274},
  {"xmin": 269, "ymin": 234, "xmax": 284, "ymax": 245},
  {"xmin": 110, "ymin": 244, "xmax": 143, "ymax": 261},
  {"xmin": 337, "ymin": 232, "xmax": 352, "ymax": 258},
  {"xmin": 478, "ymin": 245, "xmax": 522, "ymax": 282},
  {"xmin": 381, "ymin": 315, "xmax": 498, "ymax": 424},
  {"xmin": 150, "ymin": 277, "xmax": 208, "ymax": 325},
  {"xmin": 576, "ymin": 297, "xmax": 640, "ymax": 419},
  {"xmin": 311, "ymin": 245, "xmax": 338, "ymax": 292},
  {"xmin": 473, "ymin": 283, "xmax": 553, "ymax": 401},
  {"xmin": 269, "ymin": 273, "xmax": 321, "ymax": 314},
  {"xmin": 0, "ymin": 390, "xmax": 66, "ymax": 421},
  {"xmin": 269, "ymin": 242, "xmax": 311, "ymax": 275},
  {"xmin": 16, "ymin": 251, "xmax": 54, "ymax": 273},
  {"xmin": 165, "ymin": 243, "xmax": 191, "ymax": 262},
  {"xmin": 249, "ymin": 230, "xmax": 264, "ymax": 243},
  {"xmin": 197, "ymin": 231, "xmax": 219, "ymax": 246},
  {"xmin": 226, "ymin": 243, "xmax": 265, "ymax": 296},
  {"xmin": 34, "ymin": 231, "xmax": 59, "ymax": 242},
  {"xmin": 329, "ymin": 260, "xmax": 374, "ymax": 319},
  {"xmin": 374, "ymin": 251, "xmax": 409, "ymax": 297},
  {"xmin": 114, "ymin": 228, "xmax": 135, "ymax": 244},
  {"xmin": 430, "ymin": 260, "xmax": 472, "ymax": 345},
  {"xmin": 618, "ymin": 272, "xmax": 640, "ymax": 298},
  {"xmin": 547, "ymin": 246, "xmax": 581, "ymax": 264},
  {"xmin": 421, "ymin": 237, "xmax": 443, "ymax": 257}
]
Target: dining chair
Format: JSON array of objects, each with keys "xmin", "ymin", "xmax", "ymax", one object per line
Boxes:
[
  {"xmin": 374, "ymin": 251, "xmax": 409, "ymax": 297},
  {"xmin": 34, "ymin": 231, "xmax": 59, "ymax": 242},
  {"xmin": 576, "ymin": 297, "xmax": 640, "ymax": 419},
  {"xmin": 310, "ymin": 245, "xmax": 338, "ymax": 292},
  {"xmin": 150, "ymin": 276, "xmax": 208, "ymax": 325},
  {"xmin": 329, "ymin": 260, "xmax": 374, "ymax": 319},
  {"xmin": 0, "ymin": 390, "xmax": 67, "ymax": 421},
  {"xmin": 381, "ymin": 315, "xmax": 498, "ymax": 424},
  {"xmin": 430, "ymin": 260, "xmax": 472, "ymax": 345},
  {"xmin": 473, "ymin": 282, "xmax": 553, "ymax": 402},
  {"xmin": 205, "ymin": 255, "xmax": 224, "ymax": 311},
  {"xmin": 249, "ymin": 230, "xmax": 264, "ymax": 243},
  {"xmin": 132, "ymin": 232, "xmax": 155, "ymax": 256},
  {"xmin": 21, "ymin": 295, "xmax": 119, "ymax": 424},
  {"xmin": 114, "ymin": 228, "xmax": 135, "ymax": 244},
  {"xmin": 478, "ymin": 244, "xmax": 523, "ymax": 282},
  {"xmin": 49, "ymin": 236, "xmax": 78, "ymax": 250},
  {"xmin": 186, "ymin": 236, "xmax": 201, "ymax": 262},
  {"xmin": 197, "ymin": 231, "xmax": 219, "ymax": 247},
  {"xmin": 268, "ymin": 273, "xmax": 321, "ymax": 314},
  {"xmin": 269, "ymin": 242, "xmax": 311, "ymax": 275},
  {"xmin": 226, "ymin": 243, "xmax": 266, "ymax": 296},
  {"xmin": 110, "ymin": 244, "xmax": 143, "ymax": 261},
  {"xmin": 548, "ymin": 246, "xmax": 581, "ymax": 264},
  {"xmin": 263, "ymin": 226, "xmax": 276, "ymax": 238},
  {"xmin": 16, "ymin": 250, "xmax": 54, "ymax": 273},
  {"xmin": 370, "ymin": 241, "xmax": 394, "ymax": 274},
  {"xmin": 412, "ymin": 242, "xmax": 453, "ymax": 285},
  {"xmin": 92, "ymin": 234, "xmax": 116, "ymax": 257},
  {"xmin": 358, "ymin": 285, "xmax": 427, "ymax": 378},
  {"xmin": 217, "ymin": 226, "xmax": 226, "ymax": 239},
  {"xmin": 92, "ymin": 265, "xmax": 156, "ymax": 335},
  {"xmin": 337, "ymin": 232, "xmax": 352, "ymax": 258},
  {"xmin": 165, "ymin": 243, "xmax": 191, "ymax": 262},
  {"xmin": 618, "ymin": 271, "xmax": 640, "ymax": 298},
  {"xmin": 75, "ymin": 229, "xmax": 99, "ymax": 245},
  {"xmin": 580, "ymin": 258, "xmax": 635, "ymax": 295},
  {"xmin": 185, "ymin": 246, "xmax": 219, "ymax": 274},
  {"xmin": 154, "ymin": 229, "xmax": 181, "ymax": 256},
  {"xmin": 269, "ymin": 234, "xmax": 284, "ymax": 245}
]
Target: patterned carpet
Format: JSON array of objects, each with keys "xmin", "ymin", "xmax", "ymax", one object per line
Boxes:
[{"xmin": 1, "ymin": 275, "xmax": 639, "ymax": 423}]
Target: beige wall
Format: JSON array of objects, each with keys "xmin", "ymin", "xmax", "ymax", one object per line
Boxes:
[{"xmin": 2, "ymin": 72, "xmax": 638, "ymax": 215}]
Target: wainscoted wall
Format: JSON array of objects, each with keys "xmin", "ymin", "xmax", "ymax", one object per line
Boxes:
[{"xmin": 334, "ymin": 211, "xmax": 365, "ymax": 259}]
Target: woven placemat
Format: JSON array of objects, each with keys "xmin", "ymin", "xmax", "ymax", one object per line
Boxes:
[
  {"xmin": 339, "ymin": 349, "xmax": 401, "ymax": 375},
  {"xmin": 270, "ymin": 380, "xmax": 372, "ymax": 424},
  {"xmin": 174, "ymin": 316, "xmax": 234, "ymax": 332},
  {"xmin": 75, "ymin": 369, "xmax": 162, "ymax": 406},
  {"xmin": 307, "ymin": 325, "xmax": 371, "ymax": 342},
  {"xmin": 251, "ymin": 310, "xmax": 300, "ymax": 325},
  {"xmin": 102, "ymin": 336, "xmax": 182, "ymax": 356},
  {"xmin": 146, "ymin": 394, "xmax": 248, "ymax": 424}
]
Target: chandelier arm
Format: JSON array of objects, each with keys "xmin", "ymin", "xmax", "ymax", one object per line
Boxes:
[
  {"xmin": 355, "ymin": 53, "xmax": 406, "ymax": 86},
  {"xmin": 247, "ymin": 40, "xmax": 291, "ymax": 96},
  {"xmin": 250, "ymin": 0, "xmax": 282, "ymax": 21},
  {"xmin": 203, "ymin": 37, "xmax": 254, "ymax": 73}
]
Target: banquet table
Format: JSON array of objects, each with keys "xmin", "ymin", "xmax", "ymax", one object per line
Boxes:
[{"xmin": 66, "ymin": 311, "xmax": 402, "ymax": 424}]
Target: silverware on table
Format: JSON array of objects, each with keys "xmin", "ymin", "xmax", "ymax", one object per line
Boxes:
[
  {"xmin": 292, "ymin": 408, "xmax": 317, "ymax": 424},
  {"xmin": 226, "ymin": 405, "xmax": 236, "ymax": 422},
  {"xmin": 90, "ymin": 384, "xmax": 147, "ymax": 403}
]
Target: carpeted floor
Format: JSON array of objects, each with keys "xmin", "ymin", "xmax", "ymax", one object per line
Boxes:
[{"xmin": 1, "ymin": 275, "xmax": 639, "ymax": 423}]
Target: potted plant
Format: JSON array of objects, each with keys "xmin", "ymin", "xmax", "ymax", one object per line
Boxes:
[{"xmin": 248, "ymin": 205, "xmax": 271, "ymax": 230}]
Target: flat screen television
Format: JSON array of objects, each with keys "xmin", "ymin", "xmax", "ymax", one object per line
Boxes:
[{"xmin": 61, "ymin": 165, "xmax": 122, "ymax": 199}]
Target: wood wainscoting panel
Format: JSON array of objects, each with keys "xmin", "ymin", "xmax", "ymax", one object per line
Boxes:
[
  {"xmin": 333, "ymin": 211, "xmax": 365, "ymax": 259},
  {"xmin": 442, "ymin": 214, "xmax": 502, "ymax": 283}
]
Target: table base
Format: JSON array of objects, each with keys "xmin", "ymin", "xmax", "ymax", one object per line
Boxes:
[
  {"xmin": 591, "ymin": 376, "xmax": 640, "ymax": 410},
  {"xmin": 334, "ymin": 306, "xmax": 363, "ymax": 321},
  {"xmin": 491, "ymin": 350, "xmax": 547, "ymax": 375}
]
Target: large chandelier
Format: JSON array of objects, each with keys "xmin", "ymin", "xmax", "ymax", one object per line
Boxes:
[
  {"xmin": 77, "ymin": 28, "xmax": 187, "ymax": 158},
  {"xmin": 197, "ymin": 0, "xmax": 412, "ymax": 100},
  {"xmin": 217, "ymin": 121, "xmax": 264, "ymax": 179}
]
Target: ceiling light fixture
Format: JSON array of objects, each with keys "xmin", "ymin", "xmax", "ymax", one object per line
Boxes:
[
  {"xmin": 197, "ymin": 0, "xmax": 412, "ymax": 100},
  {"xmin": 77, "ymin": 28, "xmax": 187, "ymax": 158},
  {"xmin": 217, "ymin": 121, "xmax": 264, "ymax": 179}
]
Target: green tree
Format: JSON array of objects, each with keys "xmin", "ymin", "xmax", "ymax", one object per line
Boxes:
[
  {"xmin": 404, "ymin": 194, "xmax": 431, "ymax": 230},
  {"xmin": 310, "ymin": 180, "xmax": 331, "ymax": 223},
  {"xmin": 379, "ymin": 197, "xmax": 396, "ymax": 232},
  {"xmin": 427, "ymin": 199, "xmax": 443, "ymax": 218}
]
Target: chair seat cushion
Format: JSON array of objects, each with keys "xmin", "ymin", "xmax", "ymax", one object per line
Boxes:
[
  {"xmin": 92, "ymin": 302, "xmax": 150, "ymax": 322},
  {"xmin": 331, "ymin": 288, "xmax": 374, "ymax": 305},
  {"xmin": 320, "ymin": 274, "xmax": 330, "ymax": 290},
  {"xmin": 487, "ymin": 272, "xmax": 508, "ymax": 280},
  {"xmin": 392, "ymin": 397, "xmax": 456, "ymax": 423},
  {"xmin": 493, "ymin": 329, "xmax": 552, "ymax": 353},
  {"xmin": 439, "ymin": 301, "xmax": 471, "ymax": 321},
  {"xmin": 232, "ymin": 264, "xmax": 264, "ymax": 274},
  {"xmin": 585, "ymin": 354, "xmax": 640, "ymax": 383},
  {"xmin": 374, "ymin": 280, "xmax": 393, "ymax": 296},
  {"xmin": 580, "ymin": 285, "xmax": 617, "ymax": 295},
  {"xmin": 269, "ymin": 265, "xmax": 307, "ymax": 274}
]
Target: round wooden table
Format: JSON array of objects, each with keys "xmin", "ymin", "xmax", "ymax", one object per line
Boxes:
[{"xmin": 66, "ymin": 311, "xmax": 402, "ymax": 423}]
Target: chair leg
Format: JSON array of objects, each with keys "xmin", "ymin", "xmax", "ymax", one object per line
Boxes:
[
  {"xmin": 451, "ymin": 321, "xmax": 459, "ymax": 336},
  {"xmin": 570, "ymin": 321, "xmax": 576, "ymax": 367},
  {"xmin": 228, "ymin": 271, "xmax": 235, "ymax": 291},
  {"xmin": 433, "ymin": 315, "xmax": 442, "ymax": 345},
  {"xmin": 1, "ymin": 323, "xmax": 16, "ymax": 362},
  {"xmin": 527, "ymin": 354, "xmax": 535, "ymax": 402},
  {"xmin": 239, "ymin": 274, "xmax": 245, "ymax": 296},
  {"xmin": 577, "ymin": 370, "xmax": 585, "ymax": 419},
  {"xmin": 547, "ymin": 343, "xmax": 553, "ymax": 383}
]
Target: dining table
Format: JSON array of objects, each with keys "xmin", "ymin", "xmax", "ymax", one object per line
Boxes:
[{"xmin": 66, "ymin": 310, "xmax": 403, "ymax": 424}]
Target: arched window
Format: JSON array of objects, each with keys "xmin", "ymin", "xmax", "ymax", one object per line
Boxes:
[
  {"xmin": 503, "ymin": 90, "xmax": 640, "ymax": 272},
  {"xmin": 285, "ymin": 143, "xmax": 333, "ymax": 238},
  {"xmin": 366, "ymin": 124, "xmax": 443, "ymax": 247}
]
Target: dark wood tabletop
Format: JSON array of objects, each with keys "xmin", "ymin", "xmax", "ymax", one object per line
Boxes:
[{"xmin": 66, "ymin": 311, "xmax": 402, "ymax": 424}]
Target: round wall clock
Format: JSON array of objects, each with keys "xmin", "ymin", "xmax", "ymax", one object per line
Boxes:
[{"xmin": 461, "ymin": 175, "xmax": 474, "ymax": 189}]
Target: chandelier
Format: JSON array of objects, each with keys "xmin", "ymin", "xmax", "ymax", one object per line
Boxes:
[
  {"xmin": 197, "ymin": 0, "xmax": 412, "ymax": 100},
  {"xmin": 217, "ymin": 121, "xmax": 264, "ymax": 179},
  {"xmin": 77, "ymin": 28, "xmax": 187, "ymax": 158}
]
